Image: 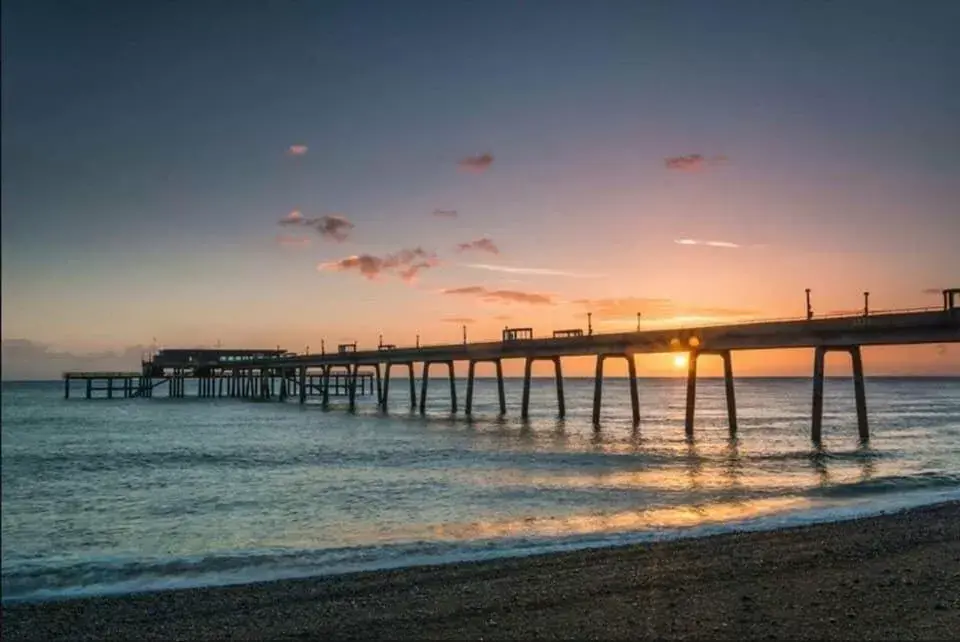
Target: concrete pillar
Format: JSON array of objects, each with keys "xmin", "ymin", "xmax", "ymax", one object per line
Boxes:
[
  {"xmin": 279, "ymin": 370, "xmax": 288, "ymax": 401},
  {"xmin": 107, "ymin": 378, "xmax": 114, "ymax": 399},
  {"xmin": 465, "ymin": 361, "xmax": 476, "ymax": 415},
  {"xmin": 374, "ymin": 363, "xmax": 383, "ymax": 407},
  {"xmin": 850, "ymin": 345, "xmax": 869, "ymax": 441},
  {"xmin": 684, "ymin": 352, "xmax": 698, "ymax": 437},
  {"xmin": 322, "ymin": 367, "xmax": 331, "ymax": 408},
  {"xmin": 495, "ymin": 359, "xmax": 506, "ymax": 415},
  {"xmin": 447, "ymin": 361, "xmax": 457, "ymax": 413},
  {"xmin": 521, "ymin": 357, "xmax": 534, "ymax": 420},
  {"xmin": 554, "ymin": 357, "xmax": 566, "ymax": 419},
  {"xmin": 86, "ymin": 378, "xmax": 92, "ymax": 399},
  {"xmin": 299, "ymin": 367, "xmax": 307, "ymax": 404},
  {"xmin": 592, "ymin": 355, "xmax": 605, "ymax": 425},
  {"xmin": 419, "ymin": 362, "xmax": 431, "ymax": 414},
  {"xmin": 407, "ymin": 362, "xmax": 417, "ymax": 410},
  {"xmin": 348, "ymin": 364, "xmax": 360, "ymax": 412},
  {"xmin": 812, "ymin": 346, "xmax": 826, "ymax": 444},
  {"xmin": 626, "ymin": 354, "xmax": 639, "ymax": 425},
  {"xmin": 382, "ymin": 363, "xmax": 392, "ymax": 411},
  {"xmin": 64, "ymin": 377, "xmax": 70, "ymax": 399},
  {"xmin": 722, "ymin": 350, "xmax": 738, "ymax": 436}
]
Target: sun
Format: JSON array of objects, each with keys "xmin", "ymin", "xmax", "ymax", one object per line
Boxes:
[{"xmin": 673, "ymin": 354, "xmax": 688, "ymax": 369}]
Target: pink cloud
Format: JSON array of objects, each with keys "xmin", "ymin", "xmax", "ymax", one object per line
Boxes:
[
  {"xmin": 664, "ymin": 154, "xmax": 729, "ymax": 172},
  {"xmin": 278, "ymin": 212, "xmax": 354, "ymax": 242},
  {"xmin": 288, "ymin": 144, "xmax": 308, "ymax": 156},
  {"xmin": 456, "ymin": 237, "xmax": 500, "ymax": 254},
  {"xmin": 458, "ymin": 153, "xmax": 494, "ymax": 174},
  {"xmin": 442, "ymin": 286, "xmax": 554, "ymax": 305},
  {"xmin": 318, "ymin": 247, "xmax": 439, "ymax": 283}
]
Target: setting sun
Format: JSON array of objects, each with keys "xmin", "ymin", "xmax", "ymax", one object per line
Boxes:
[{"xmin": 673, "ymin": 354, "xmax": 688, "ymax": 369}]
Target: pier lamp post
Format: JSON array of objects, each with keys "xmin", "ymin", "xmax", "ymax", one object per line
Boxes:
[
  {"xmin": 416, "ymin": 334, "xmax": 420, "ymax": 349},
  {"xmin": 805, "ymin": 289, "xmax": 813, "ymax": 320},
  {"xmin": 321, "ymin": 340, "xmax": 325, "ymax": 355},
  {"xmin": 588, "ymin": 312, "xmax": 593, "ymax": 336},
  {"xmin": 463, "ymin": 325, "xmax": 467, "ymax": 345},
  {"xmin": 378, "ymin": 334, "xmax": 383, "ymax": 349},
  {"xmin": 636, "ymin": 312, "xmax": 641, "ymax": 332},
  {"xmin": 863, "ymin": 291, "xmax": 870, "ymax": 317}
]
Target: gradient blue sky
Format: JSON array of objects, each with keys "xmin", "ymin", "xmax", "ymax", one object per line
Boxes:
[{"xmin": 2, "ymin": 0, "xmax": 958, "ymax": 377}]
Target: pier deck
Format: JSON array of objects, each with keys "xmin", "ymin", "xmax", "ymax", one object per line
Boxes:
[{"xmin": 62, "ymin": 296, "xmax": 960, "ymax": 444}]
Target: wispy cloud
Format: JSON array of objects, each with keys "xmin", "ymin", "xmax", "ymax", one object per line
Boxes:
[
  {"xmin": 456, "ymin": 238, "xmax": 500, "ymax": 254},
  {"xmin": 279, "ymin": 211, "xmax": 354, "ymax": 242},
  {"xmin": 433, "ymin": 209, "xmax": 458, "ymax": 218},
  {"xmin": 287, "ymin": 144, "xmax": 308, "ymax": 156},
  {"xmin": 573, "ymin": 297, "xmax": 757, "ymax": 323},
  {"xmin": 458, "ymin": 153, "xmax": 494, "ymax": 174},
  {"xmin": 674, "ymin": 238, "xmax": 741, "ymax": 248},
  {"xmin": 493, "ymin": 314, "xmax": 513, "ymax": 321},
  {"xmin": 664, "ymin": 154, "xmax": 729, "ymax": 172},
  {"xmin": 443, "ymin": 286, "xmax": 554, "ymax": 305},
  {"xmin": 463, "ymin": 263, "xmax": 604, "ymax": 278},
  {"xmin": 443, "ymin": 317, "xmax": 476, "ymax": 325},
  {"xmin": 276, "ymin": 235, "xmax": 311, "ymax": 248},
  {"xmin": 318, "ymin": 247, "xmax": 438, "ymax": 282}
]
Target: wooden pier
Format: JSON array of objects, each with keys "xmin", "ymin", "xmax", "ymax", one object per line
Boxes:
[{"xmin": 62, "ymin": 289, "xmax": 960, "ymax": 444}]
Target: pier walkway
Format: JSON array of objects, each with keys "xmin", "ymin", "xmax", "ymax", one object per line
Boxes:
[{"xmin": 63, "ymin": 290, "xmax": 960, "ymax": 444}]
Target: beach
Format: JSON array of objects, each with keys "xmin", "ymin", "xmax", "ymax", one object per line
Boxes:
[{"xmin": 4, "ymin": 501, "xmax": 958, "ymax": 641}]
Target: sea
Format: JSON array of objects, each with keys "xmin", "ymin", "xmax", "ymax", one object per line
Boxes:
[{"xmin": 2, "ymin": 376, "xmax": 959, "ymax": 603}]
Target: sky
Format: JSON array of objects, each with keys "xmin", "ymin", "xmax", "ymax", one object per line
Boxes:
[{"xmin": 2, "ymin": 0, "xmax": 958, "ymax": 379}]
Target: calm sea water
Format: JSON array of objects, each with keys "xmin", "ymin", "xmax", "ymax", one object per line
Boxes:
[{"xmin": 3, "ymin": 377, "xmax": 959, "ymax": 602}]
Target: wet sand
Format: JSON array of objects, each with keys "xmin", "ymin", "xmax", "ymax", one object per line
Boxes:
[{"xmin": 4, "ymin": 501, "xmax": 959, "ymax": 641}]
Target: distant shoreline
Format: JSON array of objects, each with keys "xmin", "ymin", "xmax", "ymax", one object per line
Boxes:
[{"xmin": 4, "ymin": 501, "xmax": 958, "ymax": 641}]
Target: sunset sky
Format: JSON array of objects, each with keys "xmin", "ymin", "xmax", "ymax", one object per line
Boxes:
[{"xmin": 2, "ymin": 0, "xmax": 958, "ymax": 378}]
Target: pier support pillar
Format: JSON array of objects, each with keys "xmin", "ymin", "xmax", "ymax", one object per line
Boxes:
[
  {"xmin": 279, "ymin": 370, "xmax": 288, "ymax": 402},
  {"xmin": 419, "ymin": 362, "xmax": 431, "ymax": 414},
  {"xmin": 446, "ymin": 361, "xmax": 457, "ymax": 413},
  {"xmin": 495, "ymin": 359, "xmax": 506, "ymax": 415},
  {"xmin": 521, "ymin": 358, "xmax": 534, "ymax": 419},
  {"xmin": 592, "ymin": 355, "xmax": 605, "ymax": 425},
  {"xmin": 812, "ymin": 346, "xmax": 826, "ymax": 443},
  {"xmin": 465, "ymin": 360, "xmax": 476, "ymax": 415},
  {"xmin": 299, "ymin": 367, "xmax": 307, "ymax": 404},
  {"xmin": 374, "ymin": 363, "xmax": 383, "ymax": 408},
  {"xmin": 722, "ymin": 351, "xmax": 738, "ymax": 437},
  {"xmin": 851, "ymin": 346, "xmax": 869, "ymax": 441},
  {"xmin": 684, "ymin": 352, "xmax": 698, "ymax": 437},
  {"xmin": 107, "ymin": 378, "xmax": 114, "ymax": 399},
  {"xmin": 348, "ymin": 364, "xmax": 358, "ymax": 413},
  {"xmin": 382, "ymin": 364, "xmax": 392, "ymax": 411},
  {"xmin": 554, "ymin": 357, "xmax": 566, "ymax": 419},
  {"xmin": 626, "ymin": 354, "xmax": 639, "ymax": 426},
  {"xmin": 322, "ymin": 366, "xmax": 331, "ymax": 408},
  {"xmin": 407, "ymin": 363, "xmax": 417, "ymax": 410},
  {"xmin": 64, "ymin": 377, "xmax": 70, "ymax": 399}
]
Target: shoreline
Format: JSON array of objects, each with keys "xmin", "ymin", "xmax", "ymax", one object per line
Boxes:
[{"xmin": 4, "ymin": 500, "xmax": 958, "ymax": 640}]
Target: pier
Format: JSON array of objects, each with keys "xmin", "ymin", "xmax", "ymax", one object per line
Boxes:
[{"xmin": 63, "ymin": 289, "xmax": 960, "ymax": 444}]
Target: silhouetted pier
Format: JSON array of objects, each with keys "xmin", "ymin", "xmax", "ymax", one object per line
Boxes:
[{"xmin": 63, "ymin": 289, "xmax": 960, "ymax": 444}]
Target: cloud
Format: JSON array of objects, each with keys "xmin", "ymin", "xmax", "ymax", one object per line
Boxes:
[
  {"xmin": 288, "ymin": 144, "xmax": 308, "ymax": 156},
  {"xmin": 278, "ymin": 211, "xmax": 354, "ymax": 242},
  {"xmin": 462, "ymin": 263, "xmax": 604, "ymax": 278},
  {"xmin": 922, "ymin": 288, "xmax": 944, "ymax": 295},
  {"xmin": 442, "ymin": 286, "xmax": 554, "ymax": 305},
  {"xmin": 433, "ymin": 209, "xmax": 458, "ymax": 218},
  {"xmin": 573, "ymin": 297, "xmax": 757, "ymax": 322},
  {"xmin": 443, "ymin": 317, "xmax": 476, "ymax": 325},
  {"xmin": 276, "ymin": 235, "xmax": 311, "ymax": 248},
  {"xmin": 318, "ymin": 247, "xmax": 439, "ymax": 282},
  {"xmin": 664, "ymin": 154, "xmax": 728, "ymax": 172},
  {"xmin": 458, "ymin": 153, "xmax": 494, "ymax": 173},
  {"xmin": 456, "ymin": 238, "xmax": 500, "ymax": 254},
  {"xmin": 674, "ymin": 238, "xmax": 741, "ymax": 248},
  {"xmin": 493, "ymin": 314, "xmax": 513, "ymax": 321}
]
